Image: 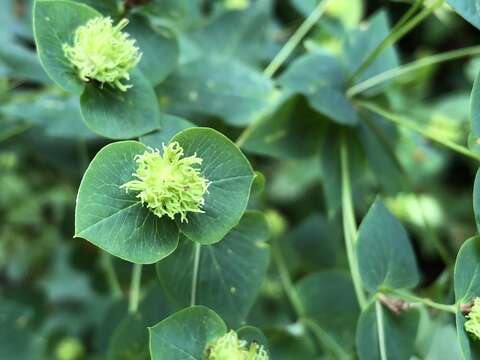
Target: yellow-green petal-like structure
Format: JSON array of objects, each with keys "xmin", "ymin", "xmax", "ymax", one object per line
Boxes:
[
  {"xmin": 121, "ymin": 143, "xmax": 210, "ymax": 223},
  {"xmin": 465, "ymin": 297, "xmax": 480, "ymax": 340},
  {"xmin": 63, "ymin": 17, "xmax": 141, "ymax": 91},
  {"xmin": 205, "ymin": 331, "xmax": 269, "ymax": 360}
]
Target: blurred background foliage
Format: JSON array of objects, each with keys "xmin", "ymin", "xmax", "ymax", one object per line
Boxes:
[{"xmin": 1, "ymin": 0, "xmax": 479, "ymax": 358}]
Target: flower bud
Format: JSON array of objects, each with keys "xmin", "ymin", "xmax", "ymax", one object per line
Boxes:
[
  {"xmin": 205, "ymin": 330, "xmax": 269, "ymax": 360},
  {"xmin": 465, "ymin": 297, "xmax": 480, "ymax": 340},
  {"xmin": 63, "ymin": 17, "xmax": 141, "ymax": 91},
  {"xmin": 121, "ymin": 142, "xmax": 209, "ymax": 222}
]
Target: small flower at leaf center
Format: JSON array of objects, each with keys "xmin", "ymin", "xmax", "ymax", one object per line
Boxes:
[
  {"xmin": 63, "ymin": 17, "xmax": 142, "ymax": 91},
  {"xmin": 121, "ymin": 142, "xmax": 210, "ymax": 222},
  {"xmin": 465, "ymin": 297, "xmax": 480, "ymax": 340},
  {"xmin": 205, "ymin": 330, "xmax": 269, "ymax": 360}
]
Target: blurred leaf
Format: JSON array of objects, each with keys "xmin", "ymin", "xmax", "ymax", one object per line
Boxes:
[
  {"xmin": 0, "ymin": 93, "xmax": 95, "ymax": 139},
  {"xmin": 157, "ymin": 56, "xmax": 276, "ymax": 126},
  {"xmin": 191, "ymin": 0, "xmax": 272, "ymax": 64},
  {"xmin": 469, "ymin": 71, "xmax": 480, "ymax": 153},
  {"xmin": 454, "ymin": 236, "xmax": 480, "ymax": 303},
  {"xmin": 128, "ymin": 15, "xmax": 179, "ymax": 86}
]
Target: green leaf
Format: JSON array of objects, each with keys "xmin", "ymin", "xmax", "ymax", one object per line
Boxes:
[
  {"xmin": 278, "ymin": 52, "xmax": 358, "ymax": 125},
  {"xmin": 447, "ymin": 0, "xmax": 480, "ymax": 30},
  {"xmin": 107, "ymin": 314, "xmax": 150, "ymax": 360},
  {"xmin": 296, "ymin": 271, "xmax": 360, "ymax": 351},
  {"xmin": 0, "ymin": 300, "xmax": 44, "ymax": 360},
  {"xmin": 149, "ymin": 306, "xmax": 227, "ymax": 360},
  {"xmin": 241, "ymin": 95, "xmax": 327, "ymax": 159},
  {"xmin": 356, "ymin": 301, "xmax": 420, "ymax": 360},
  {"xmin": 358, "ymin": 112, "xmax": 407, "ymax": 194},
  {"xmin": 357, "ymin": 199, "xmax": 420, "ymax": 292},
  {"xmin": 454, "ymin": 236, "xmax": 480, "ymax": 303},
  {"xmin": 80, "ymin": 69, "xmax": 160, "ymax": 139},
  {"xmin": 140, "ymin": 115, "xmax": 194, "ymax": 148},
  {"xmin": 171, "ymin": 128, "xmax": 255, "ymax": 244},
  {"xmin": 128, "ymin": 15, "xmax": 179, "ymax": 86},
  {"xmin": 278, "ymin": 52, "xmax": 345, "ymax": 89},
  {"xmin": 469, "ymin": 71, "xmax": 480, "ymax": 153},
  {"xmin": 141, "ymin": 0, "xmax": 203, "ymax": 30},
  {"xmin": 0, "ymin": 43, "xmax": 50, "ymax": 83},
  {"xmin": 191, "ymin": 0, "xmax": 272, "ymax": 65},
  {"xmin": 156, "ymin": 212, "xmax": 270, "ymax": 327},
  {"xmin": 0, "ymin": 93, "xmax": 95, "ymax": 139},
  {"xmin": 33, "ymin": 0, "xmax": 101, "ymax": 94},
  {"xmin": 75, "ymin": 140, "xmax": 179, "ymax": 264},
  {"xmin": 345, "ymin": 10, "xmax": 399, "ymax": 89},
  {"xmin": 157, "ymin": 56, "xmax": 276, "ymax": 126},
  {"xmin": 73, "ymin": 0, "xmax": 119, "ymax": 16}
]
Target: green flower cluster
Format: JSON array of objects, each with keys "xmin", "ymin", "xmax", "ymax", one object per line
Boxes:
[
  {"xmin": 465, "ymin": 297, "xmax": 480, "ymax": 340},
  {"xmin": 63, "ymin": 17, "xmax": 141, "ymax": 91},
  {"xmin": 121, "ymin": 143, "xmax": 210, "ymax": 222},
  {"xmin": 205, "ymin": 331, "xmax": 269, "ymax": 360}
]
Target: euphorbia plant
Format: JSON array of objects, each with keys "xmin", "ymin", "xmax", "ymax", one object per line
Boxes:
[{"xmin": 5, "ymin": 0, "xmax": 480, "ymax": 358}]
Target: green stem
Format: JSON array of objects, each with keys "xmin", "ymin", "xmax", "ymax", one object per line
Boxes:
[
  {"xmin": 358, "ymin": 101, "xmax": 480, "ymax": 162},
  {"xmin": 340, "ymin": 134, "xmax": 367, "ymax": 309},
  {"xmin": 100, "ymin": 252, "xmax": 122, "ymax": 298},
  {"xmin": 263, "ymin": 0, "xmax": 333, "ymax": 78},
  {"xmin": 348, "ymin": 45, "xmax": 480, "ymax": 97},
  {"xmin": 128, "ymin": 263, "xmax": 143, "ymax": 314},
  {"xmin": 301, "ymin": 318, "xmax": 352, "ymax": 360},
  {"xmin": 349, "ymin": 0, "xmax": 443, "ymax": 84},
  {"xmin": 375, "ymin": 301, "xmax": 388, "ymax": 360},
  {"xmin": 271, "ymin": 236, "xmax": 304, "ymax": 316},
  {"xmin": 386, "ymin": 289, "xmax": 456, "ymax": 313},
  {"xmin": 190, "ymin": 243, "xmax": 201, "ymax": 306}
]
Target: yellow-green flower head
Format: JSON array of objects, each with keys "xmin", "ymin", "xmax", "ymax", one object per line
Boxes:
[
  {"xmin": 205, "ymin": 331, "xmax": 269, "ymax": 360},
  {"xmin": 465, "ymin": 297, "xmax": 480, "ymax": 340},
  {"xmin": 121, "ymin": 142, "xmax": 210, "ymax": 222},
  {"xmin": 63, "ymin": 17, "xmax": 142, "ymax": 92}
]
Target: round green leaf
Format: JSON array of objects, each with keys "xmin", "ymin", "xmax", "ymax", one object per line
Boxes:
[
  {"xmin": 33, "ymin": 0, "xmax": 101, "ymax": 94},
  {"xmin": 356, "ymin": 301, "xmax": 420, "ymax": 360},
  {"xmin": 75, "ymin": 141, "xmax": 179, "ymax": 264},
  {"xmin": 80, "ymin": 69, "xmax": 160, "ymax": 139},
  {"xmin": 357, "ymin": 199, "xmax": 420, "ymax": 293},
  {"xmin": 128, "ymin": 15, "xmax": 179, "ymax": 86},
  {"xmin": 149, "ymin": 306, "xmax": 227, "ymax": 360},
  {"xmin": 156, "ymin": 212, "xmax": 270, "ymax": 327},
  {"xmin": 171, "ymin": 128, "xmax": 255, "ymax": 244}
]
